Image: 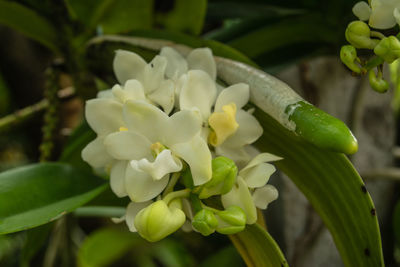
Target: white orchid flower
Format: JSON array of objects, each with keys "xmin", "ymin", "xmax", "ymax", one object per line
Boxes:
[
  {"xmin": 221, "ymin": 153, "xmax": 281, "ymax": 224},
  {"xmin": 353, "ymin": 0, "xmax": 400, "ymax": 29},
  {"xmin": 178, "ymin": 69, "xmax": 263, "ymax": 165},
  {"xmin": 113, "ymin": 50, "xmax": 175, "ymax": 114},
  {"xmin": 104, "ymin": 100, "xmax": 212, "ymax": 202}
]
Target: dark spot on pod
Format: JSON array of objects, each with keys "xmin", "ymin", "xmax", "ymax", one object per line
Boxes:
[
  {"xmin": 150, "ymin": 63, "xmax": 154, "ymax": 68},
  {"xmin": 371, "ymin": 208, "xmax": 376, "ymax": 216},
  {"xmin": 361, "ymin": 185, "xmax": 367, "ymax": 193},
  {"xmin": 364, "ymin": 248, "xmax": 370, "ymax": 256}
]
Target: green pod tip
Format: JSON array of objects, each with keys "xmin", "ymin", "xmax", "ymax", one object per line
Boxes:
[{"xmin": 286, "ymin": 101, "xmax": 358, "ymax": 155}]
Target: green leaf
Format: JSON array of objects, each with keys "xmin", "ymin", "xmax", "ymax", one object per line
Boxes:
[
  {"xmin": 229, "ymin": 224, "xmax": 288, "ymax": 267},
  {"xmin": 0, "ymin": 1, "xmax": 59, "ymax": 53},
  {"xmin": 77, "ymin": 227, "xmax": 141, "ymax": 267},
  {"xmin": 254, "ymin": 109, "xmax": 383, "ymax": 266},
  {"xmin": 227, "ymin": 14, "xmax": 336, "ymax": 59},
  {"xmin": 67, "ymin": 0, "xmax": 153, "ymax": 34},
  {"xmin": 0, "ymin": 163, "xmax": 107, "ymax": 234},
  {"xmin": 157, "ymin": 0, "xmax": 207, "ymax": 35}
]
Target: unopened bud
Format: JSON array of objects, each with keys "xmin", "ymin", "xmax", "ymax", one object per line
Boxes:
[
  {"xmin": 192, "ymin": 209, "xmax": 219, "ymax": 236},
  {"xmin": 215, "ymin": 206, "xmax": 246, "ymax": 235},
  {"xmin": 134, "ymin": 199, "xmax": 186, "ymax": 242},
  {"xmin": 374, "ymin": 36, "xmax": 400, "ymax": 63},
  {"xmin": 340, "ymin": 45, "xmax": 362, "ymax": 74},
  {"xmin": 198, "ymin": 157, "xmax": 237, "ymax": 199},
  {"xmin": 368, "ymin": 69, "xmax": 389, "ymax": 93},
  {"xmin": 345, "ymin": 21, "xmax": 379, "ymax": 49}
]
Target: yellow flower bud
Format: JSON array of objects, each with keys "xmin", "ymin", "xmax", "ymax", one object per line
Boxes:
[{"xmin": 134, "ymin": 199, "xmax": 186, "ymax": 242}]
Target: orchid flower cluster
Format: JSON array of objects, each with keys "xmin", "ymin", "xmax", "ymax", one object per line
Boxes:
[
  {"xmin": 340, "ymin": 0, "xmax": 400, "ymax": 93},
  {"xmin": 81, "ymin": 47, "xmax": 280, "ymax": 242}
]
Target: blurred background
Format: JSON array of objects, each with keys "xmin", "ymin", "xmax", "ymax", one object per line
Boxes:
[{"xmin": 0, "ymin": 0, "xmax": 399, "ymax": 266}]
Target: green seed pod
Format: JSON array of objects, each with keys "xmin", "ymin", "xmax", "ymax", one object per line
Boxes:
[
  {"xmin": 374, "ymin": 36, "xmax": 400, "ymax": 64},
  {"xmin": 368, "ymin": 69, "xmax": 389, "ymax": 93},
  {"xmin": 134, "ymin": 200, "xmax": 186, "ymax": 242},
  {"xmin": 340, "ymin": 45, "xmax": 362, "ymax": 74},
  {"xmin": 215, "ymin": 206, "xmax": 247, "ymax": 235},
  {"xmin": 345, "ymin": 21, "xmax": 379, "ymax": 49},
  {"xmin": 198, "ymin": 157, "xmax": 237, "ymax": 199},
  {"xmin": 192, "ymin": 209, "xmax": 219, "ymax": 236}
]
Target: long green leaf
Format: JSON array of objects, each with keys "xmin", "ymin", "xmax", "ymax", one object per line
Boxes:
[
  {"xmin": 254, "ymin": 109, "xmax": 383, "ymax": 266},
  {"xmin": 230, "ymin": 224, "xmax": 288, "ymax": 267},
  {"xmin": 0, "ymin": 163, "xmax": 106, "ymax": 234},
  {"xmin": 0, "ymin": 1, "xmax": 59, "ymax": 53}
]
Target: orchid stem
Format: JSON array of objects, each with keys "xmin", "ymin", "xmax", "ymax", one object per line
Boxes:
[
  {"xmin": 163, "ymin": 172, "xmax": 181, "ymax": 197},
  {"xmin": 163, "ymin": 189, "xmax": 191, "ymax": 204}
]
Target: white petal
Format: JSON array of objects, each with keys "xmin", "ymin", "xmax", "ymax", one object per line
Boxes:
[
  {"xmin": 130, "ymin": 149, "xmax": 182, "ymax": 180},
  {"xmin": 140, "ymin": 55, "xmax": 167, "ymax": 93},
  {"xmin": 104, "ymin": 131, "xmax": 152, "ymax": 160},
  {"xmin": 240, "ymin": 152, "xmax": 282, "ymax": 173},
  {"xmin": 81, "ymin": 136, "xmax": 113, "ymax": 168},
  {"xmin": 221, "ymin": 177, "xmax": 257, "ymax": 224},
  {"xmin": 147, "ymin": 80, "xmax": 175, "ymax": 114},
  {"xmin": 97, "ymin": 89, "xmax": 113, "ymax": 99},
  {"xmin": 369, "ymin": 0, "xmax": 398, "ymax": 29},
  {"xmin": 187, "ymin": 48, "xmax": 217, "ymax": 80},
  {"xmin": 160, "ymin": 47, "xmax": 188, "ymax": 79},
  {"xmin": 125, "ymin": 164, "xmax": 169, "ymax": 202},
  {"xmin": 125, "ymin": 201, "xmax": 152, "ymax": 232},
  {"xmin": 353, "ymin": 1, "xmax": 372, "ymax": 21},
  {"xmin": 223, "ymin": 110, "xmax": 263, "ymax": 147},
  {"xmin": 113, "ymin": 50, "xmax": 147, "ymax": 85},
  {"xmin": 171, "ymin": 136, "xmax": 212, "ymax": 186},
  {"xmin": 394, "ymin": 7, "xmax": 400, "ymax": 25},
  {"xmin": 123, "ymin": 101, "xmax": 168, "ymax": 143},
  {"xmin": 179, "ymin": 70, "xmax": 217, "ymax": 120},
  {"xmin": 163, "ymin": 109, "xmax": 202, "ymax": 146},
  {"xmin": 85, "ymin": 98, "xmax": 124, "ymax": 135},
  {"xmin": 120, "ymin": 80, "xmax": 146, "ymax": 102},
  {"xmin": 240, "ymin": 163, "xmax": 276, "ymax": 188},
  {"xmin": 215, "ymin": 83, "xmax": 249, "ymax": 111},
  {"xmin": 252, "ymin": 185, "xmax": 278, "ymax": 210},
  {"xmin": 110, "ymin": 161, "xmax": 128, "ymax": 197}
]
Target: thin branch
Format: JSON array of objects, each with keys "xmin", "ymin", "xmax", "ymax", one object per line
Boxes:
[{"xmin": 0, "ymin": 87, "xmax": 74, "ymax": 133}]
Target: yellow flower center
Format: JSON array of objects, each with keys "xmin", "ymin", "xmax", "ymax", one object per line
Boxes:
[
  {"xmin": 150, "ymin": 142, "xmax": 166, "ymax": 158},
  {"xmin": 208, "ymin": 103, "xmax": 239, "ymax": 147}
]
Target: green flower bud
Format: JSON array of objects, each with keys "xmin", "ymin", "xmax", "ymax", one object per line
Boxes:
[
  {"xmin": 215, "ymin": 206, "xmax": 247, "ymax": 235},
  {"xmin": 340, "ymin": 45, "xmax": 363, "ymax": 74},
  {"xmin": 374, "ymin": 36, "xmax": 400, "ymax": 64},
  {"xmin": 134, "ymin": 199, "xmax": 186, "ymax": 242},
  {"xmin": 192, "ymin": 209, "xmax": 219, "ymax": 236},
  {"xmin": 198, "ymin": 157, "xmax": 237, "ymax": 199},
  {"xmin": 368, "ymin": 69, "xmax": 389, "ymax": 93},
  {"xmin": 345, "ymin": 21, "xmax": 379, "ymax": 49}
]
